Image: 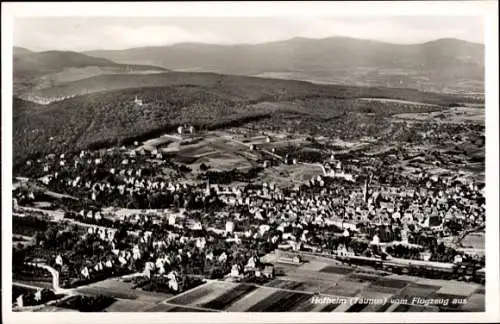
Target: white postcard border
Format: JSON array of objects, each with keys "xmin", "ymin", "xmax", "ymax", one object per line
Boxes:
[{"xmin": 2, "ymin": 1, "xmax": 499, "ymax": 323}]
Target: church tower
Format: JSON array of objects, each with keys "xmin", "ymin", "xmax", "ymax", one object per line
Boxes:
[{"xmin": 205, "ymin": 179, "xmax": 211, "ymax": 196}]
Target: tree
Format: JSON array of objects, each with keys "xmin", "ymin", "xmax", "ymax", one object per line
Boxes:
[
  {"xmin": 13, "ymin": 249, "xmax": 26, "ymax": 266},
  {"xmin": 44, "ymin": 227, "xmax": 57, "ymax": 243},
  {"xmin": 115, "ymin": 226, "xmax": 128, "ymax": 244}
]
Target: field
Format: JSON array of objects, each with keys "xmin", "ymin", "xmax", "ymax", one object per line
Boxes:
[
  {"xmin": 259, "ymin": 163, "xmax": 325, "ymax": 187},
  {"xmin": 19, "ymin": 66, "xmax": 165, "ymax": 98},
  {"xmin": 165, "ymin": 281, "xmax": 235, "ymax": 306},
  {"xmin": 357, "ymin": 98, "xmax": 439, "ymax": 106},
  {"xmin": 245, "ymin": 290, "xmax": 312, "ymax": 312},
  {"xmin": 13, "ymin": 49, "xmax": 168, "ymax": 98},
  {"xmin": 143, "ymin": 136, "xmax": 175, "ymax": 149},
  {"xmin": 27, "ymin": 252, "xmax": 484, "ymax": 313},
  {"xmin": 149, "ymin": 256, "xmax": 484, "ymax": 312},
  {"xmin": 137, "ymin": 130, "xmax": 328, "ymax": 187},
  {"xmin": 460, "ymin": 232, "xmax": 485, "ymax": 249},
  {"xmin": 75, "ymin": 278, "xmax": 173, "ymax": 302},
  {"xmin": 458, "ymin": 292, "xmax": 487, "ymax": 312},
  {"xmin": 102, "ymin": 299, "xmax": 214, "ymax": 312},
  {"xmin": 392, "ymin": 107, "xmax": 485, "ymax": 125},
  {"xmin": 159, "ymin": 134, "xmax": 258, "ymax": 172},
  {"xmin": 32, "ymin": 306, "xmax": 80, "ymax": 312}
]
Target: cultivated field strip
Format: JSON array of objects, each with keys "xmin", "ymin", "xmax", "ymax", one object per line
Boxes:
[
  {"xmin": 319, "ymin": 265, "xmax": 356, "ymax": 275},
  {"xmin": 245, "ymin": 290, "xmax": 312, "ymax": 312},
  {"xmin": 104, "ymin": 299, "xmax": 156, "ymax": 312},
  {"xmin": 459, "ymin": 293, "xmax": 486, "ymax": 312},
  {"xmin": 223, "ymin": 286, "xmax": 277, "ymax": 312},
  {"xmin": 75, "ymin": 278, "xmax": 173, "ymax": 302},
  {"xmin": 163, "ymin": 303, "xmax": 220, "ymax": 312},
  {"xmin": 398, "ymin": 284, "xmax": 441, "ymax": 299},
  {"xmin": 163, "ymin": 282, "xmax": 231, "ymax": 306},
  {"xmin": 155, "ymin": 259, "xmax": 485, "ymax": 312},
  {"xmin": 200, "ymin": 284, "xmax": 257, "ymax": 310}
]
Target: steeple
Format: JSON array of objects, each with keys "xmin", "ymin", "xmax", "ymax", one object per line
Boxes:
[
  {"xmin": 363, "ymin": 173, "xmax": 372, "ymax": 203},
  {"xmin": 363, "ymin": 178, "xmax": 369, "ymax": 202},
  {"xmin": 205, "ymin": 179, "xmax": 211, "ymax": 196}
]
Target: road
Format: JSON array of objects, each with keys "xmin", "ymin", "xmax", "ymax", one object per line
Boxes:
[
  {"xmin": 17, "ymin": 178, "xmax": 79, "ymax": 200},
  {"xmin": 13, "ymin": 263, "xmax": 77, "ymax": 310},
  {"xmin": 24, "ymin": 262, "xmax": 75, "ymax": 294},
  {"xmin": 13, "ymin": 282, "xmax": 45, "ymax": 291}
]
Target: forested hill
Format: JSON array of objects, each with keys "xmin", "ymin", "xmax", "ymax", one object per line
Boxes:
[
  {"xmin": 27, "ymin": 72, "xmax": 477, "ymax": 106},
  {"xmin": 13, "ymin": 72, "xmax": 478, "ymax": 167}
]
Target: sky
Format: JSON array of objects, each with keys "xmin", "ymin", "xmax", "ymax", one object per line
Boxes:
[{"xmin": 14, "ymin": 16, "xmax": 484, "ymax": 52}]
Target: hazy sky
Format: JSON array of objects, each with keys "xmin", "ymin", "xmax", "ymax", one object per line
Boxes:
[{"xmin": 14, "ymin": 16, "xmax": 484, "ymax": 52}]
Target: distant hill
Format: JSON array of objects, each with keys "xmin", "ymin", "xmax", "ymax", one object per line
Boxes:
[
  {"xmin": 14, "ymin": 50, "xmax": 170, "ymax": 76},
  {"xmin": 13, "ymin": 49, "xmax": 169, "ymax": 96},
  {"xmin": 84, "ymin": 37, "xmax": 485, "ymax": 93},
  {"xmin": 13, "ymin": 46, "xmax": 34, "ymax": 57}
]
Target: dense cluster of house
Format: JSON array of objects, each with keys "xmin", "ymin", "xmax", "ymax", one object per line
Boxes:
[
  {"xmin": 30, "ymin": 211, "xmax": 278, "ymax": 292},
  {"xmin": 15, "ymin": 142, "xmax": 486, "ymax": 289}
]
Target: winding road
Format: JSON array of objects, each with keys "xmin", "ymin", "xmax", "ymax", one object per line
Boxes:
[{"xmin": 24, "ymin": 262, "xmax": 72, "ymax": 294}]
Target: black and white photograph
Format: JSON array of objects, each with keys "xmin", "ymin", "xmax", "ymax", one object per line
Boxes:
[{"xmin": 2, "ymin": 1, "xmax": 499, "ymax": 323}]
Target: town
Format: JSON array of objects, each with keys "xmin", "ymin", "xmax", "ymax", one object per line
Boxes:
[{"xmin": 12, "ymin": 113, "xmax": 486, "ymax": 312}]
